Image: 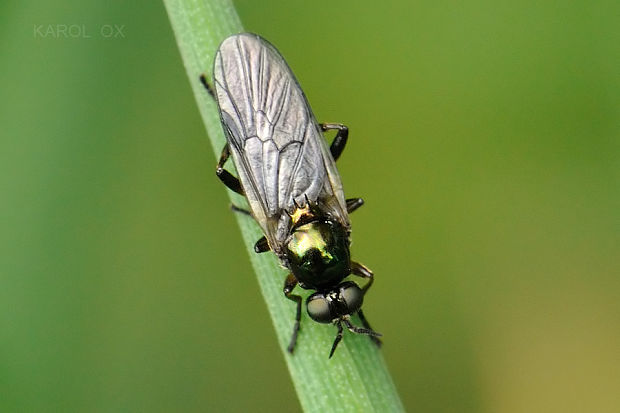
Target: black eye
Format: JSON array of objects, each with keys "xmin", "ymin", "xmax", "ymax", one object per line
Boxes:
[
  {"xmin": 307, "ymin": 293, "xmax": 333, "ymax": 323},
  {"xmin": 339, "ymin": 282, "xmax": 363, "ymax": 314}
]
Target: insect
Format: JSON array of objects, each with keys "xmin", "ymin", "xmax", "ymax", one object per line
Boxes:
[{"xmin": 201, "ymin": 33, "xmax": 381, "ymax": 358}]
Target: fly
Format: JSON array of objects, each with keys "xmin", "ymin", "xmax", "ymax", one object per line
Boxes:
[{"xmin": 201, "ymin": 33, "xmax": 381, "ymax": 358}]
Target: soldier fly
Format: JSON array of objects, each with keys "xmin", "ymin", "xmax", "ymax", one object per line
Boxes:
[{"xmin": 201, "ymin": 33, "xmax": 381, "ymax": 358}]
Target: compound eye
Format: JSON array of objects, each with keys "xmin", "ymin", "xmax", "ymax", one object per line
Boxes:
[
  {"xmin": 339, "ymin": 282, "xmax": 364, "ymax": 314},
  {"xmin": 307, "ymin": 293, "xmax": 333, "ymax": 323}
]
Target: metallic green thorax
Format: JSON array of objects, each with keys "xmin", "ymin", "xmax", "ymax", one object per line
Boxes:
[{"xmin": 286, "ymin": 219, "xmax": 350, "ymax": 291}]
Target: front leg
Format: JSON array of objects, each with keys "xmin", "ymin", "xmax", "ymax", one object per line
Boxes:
[
  {"xmin": 350, "ymin": 261, "xmax": 382, "ymax": 347},
  {"xmin": 357, "ymin": 308, "xmax": 382, "ymax": 347}
]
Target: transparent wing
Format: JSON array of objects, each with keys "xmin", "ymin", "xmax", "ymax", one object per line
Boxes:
[{"xmin": 213, "ymin": 33, "xmax": 349, "ymax": 253}]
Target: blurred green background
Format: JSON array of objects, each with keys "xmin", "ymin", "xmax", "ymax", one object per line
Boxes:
[{"xmin": 1, "ymin": 0, "xmax": 618, "ymax": 411}]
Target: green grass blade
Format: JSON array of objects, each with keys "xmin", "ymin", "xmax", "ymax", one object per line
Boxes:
[{"xmin": 163, "ymin": 0, "xmax": 405, "ymax": 411}]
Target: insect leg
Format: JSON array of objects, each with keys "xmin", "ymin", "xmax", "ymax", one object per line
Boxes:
[
  {"xmin": 320, "ymin": 123, "xmax": 349, "ymax": 161},
  {"xmin": 357, "ymin": 309, "xmax": 382, "ymax": 347},
  {"xmin": 329, "ymin": 321, "xmax": 344, "ymax": 358},
  {"xmin": 343, "ymin": 318, "xmax": 382, "ymax": 341},
  {"xmin": 350, "ymin": 261, "xmax": 374, "ymax": 294},
  {"xmin": 346, "ymin": 198, "xmax": 364, "ymax": 213},
  {"xmin": 350, "ymin": 262, "xmax": 382, "ymax": 346},
  {"xmin": 216, "ymin": 144, "xmax": 244, "ymax": 195},
  {"xmin": 283, "ymin": 274, "xmax": 302, "ymax": 353},
  {"xmin": 199, "ymin": 74, "xmax": 215, "ymax": 98},
  {"xmin": 254, "ymin": 237, "xmax": 269, "ymax": 253},
  {"xmin": 229, "ymin": 206, "xmax": 269, "ymax": 252},
  {"xmin": 230, "ymin": 204, "xmax": 251, "ymax": 216}
]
